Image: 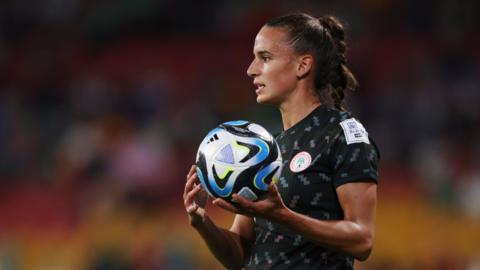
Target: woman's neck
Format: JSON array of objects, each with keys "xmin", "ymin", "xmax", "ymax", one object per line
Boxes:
[{"xmin": 279, "ymin": 97, "xmax": 321, "ymax": 131}]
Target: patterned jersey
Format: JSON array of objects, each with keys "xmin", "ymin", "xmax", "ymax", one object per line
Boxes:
[{"xmin": 245, "ymin": 105, "xmax": 380, "ymax": 270}]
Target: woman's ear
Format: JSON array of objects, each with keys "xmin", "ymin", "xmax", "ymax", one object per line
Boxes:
[{"xmin": 296, "ymin": 54, "xmax": 313, "ymax": 79}]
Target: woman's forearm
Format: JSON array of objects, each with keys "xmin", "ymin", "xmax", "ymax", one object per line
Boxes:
[
  {"xmin": 193, "ymin": 212, "xmax": 248, "ymax": 269},
  {"xmin": 276, "ymin": 208, "xmax": 374, "ymax": 261}
]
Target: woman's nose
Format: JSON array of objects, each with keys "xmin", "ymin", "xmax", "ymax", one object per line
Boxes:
[{"xmin": 247, "ymin": 59, "xmax": 259, "ymax": 78}]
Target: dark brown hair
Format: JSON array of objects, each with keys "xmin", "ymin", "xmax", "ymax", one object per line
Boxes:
[{"xmin": 265, "ymin": 13, "xmax": 358, "ymax": 111}]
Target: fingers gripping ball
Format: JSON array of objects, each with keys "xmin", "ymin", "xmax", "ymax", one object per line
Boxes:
[{"xmin": 196, "ymin": 121, "xmax": 282, "ymax": 202}]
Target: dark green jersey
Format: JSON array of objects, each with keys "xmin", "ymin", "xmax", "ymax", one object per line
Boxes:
[{"xmin": 245, "ymin": 105, "xmax": 380, "ymax": 270}]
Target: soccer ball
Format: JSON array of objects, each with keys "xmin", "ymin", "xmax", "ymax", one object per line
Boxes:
[{"xmin": 196, "ymin": 120, "xmax": 282, "ymax": 202}]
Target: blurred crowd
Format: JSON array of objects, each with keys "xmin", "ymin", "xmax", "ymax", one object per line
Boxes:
[{"xmin": 0, "ymin": 0, "xmax": 479, "ymax": 269}]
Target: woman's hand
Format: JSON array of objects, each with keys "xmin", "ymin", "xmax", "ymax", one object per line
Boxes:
[
  {"xmin": 183, "ymin": 165, "xmax": 209, "ymax": 227},
  {"xmin": 213, "ymin": 184, "xmax": 288, "ymax": 222}
]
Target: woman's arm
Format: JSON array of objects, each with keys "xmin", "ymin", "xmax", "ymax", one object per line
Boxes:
[
  {"xmin": 277, "ymin": 182, "xmax": 376, "ymax": 260},
  {"xmin": 184, "ymin": 166, "xmax": 255, "ymax": 269},
  {"xmin": 213, "ymin": 181, "xmax": 377, "ymax": 261},
  {"xmin": 193, "ymin": 214, "xmax": 255, "ymax": 269}
]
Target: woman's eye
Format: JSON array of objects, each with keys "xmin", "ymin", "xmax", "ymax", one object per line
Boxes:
[{"xmin": 262, "ymin": 56, "xmax": 270, "ymax": 62}]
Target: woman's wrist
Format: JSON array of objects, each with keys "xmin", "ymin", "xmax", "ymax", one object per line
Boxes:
[
  {"xmin": 270, "ymin": 205, "xmax": 294, "ymax": 225},
  {"xmin": 190, "ymin": 208, "xmax": 207, "ymax": 229}
]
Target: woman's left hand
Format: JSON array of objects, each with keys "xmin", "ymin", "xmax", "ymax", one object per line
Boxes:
[{"xmin": 213, "ymin": 184, "xmax": 288, "ymax": 221}]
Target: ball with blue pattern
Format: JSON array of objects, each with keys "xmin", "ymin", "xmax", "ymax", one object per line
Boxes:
[{"xmin": 196, "ymin": 120, "xmax": 282, "ymax": 202}]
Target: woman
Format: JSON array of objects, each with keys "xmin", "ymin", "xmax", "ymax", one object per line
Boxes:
[{"xmin": 183, "ymin": 13, "xmax": 379, "ymax": 270}]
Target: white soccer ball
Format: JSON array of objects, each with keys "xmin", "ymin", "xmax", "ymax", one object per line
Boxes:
[{"xmin": 196, "ymin": 120, "xmax": 282, "ymax": 202}]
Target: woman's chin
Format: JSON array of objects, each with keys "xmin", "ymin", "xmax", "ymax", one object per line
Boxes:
[
  {"xmin": 256, "ymin": 95, "xmax": 269, "ymax": 104},
  {"xmin": 256, "ymin": 95, "xmax": 278, "ymax": 106}
]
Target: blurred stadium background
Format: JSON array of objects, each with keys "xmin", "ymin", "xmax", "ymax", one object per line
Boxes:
[{"xmin": 0, "ymin": 0, "xmax": 479, "ymax": 269}]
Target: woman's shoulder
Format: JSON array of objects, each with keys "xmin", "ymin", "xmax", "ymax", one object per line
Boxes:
[
  {"xmin": 319, "ymin": 107, "xmax": 372, "ymax": 145},
  {"xmin": 324, "ymin": 108, "xmax": 381, "ymax": 159},
  {"xmin": 322, "ymin": 106, "xmax": 353, "ymax": 123}
]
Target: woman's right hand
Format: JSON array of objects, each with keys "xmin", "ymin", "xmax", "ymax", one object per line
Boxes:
[{"xmin": 183, "ymin": 165, "xmax": 209, "ymax": 227}]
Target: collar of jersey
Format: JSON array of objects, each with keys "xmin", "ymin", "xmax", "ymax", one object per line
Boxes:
[{"xmin": 281, "ymin": 104, "xmax": 329, "ymax": 134}]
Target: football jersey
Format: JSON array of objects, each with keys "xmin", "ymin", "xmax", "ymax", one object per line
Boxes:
[{"xmin": 245, "ymin": 105, "xmax": 380, "ymax": 270}]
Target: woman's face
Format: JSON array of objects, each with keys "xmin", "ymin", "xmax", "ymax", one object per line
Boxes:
[{"xmin": 247, "ymin": 26, "xmax": 299, "ymax": 105}]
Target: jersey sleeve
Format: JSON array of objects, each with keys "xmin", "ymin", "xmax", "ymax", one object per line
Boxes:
[{"xmin": 330, "ymin": 120, "xmax": 380, "ymax": 188}]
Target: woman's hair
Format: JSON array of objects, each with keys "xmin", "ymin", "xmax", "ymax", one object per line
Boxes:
[{"xmin": 265, "ymin": 13, "xmax": 358, "ymax": 111}]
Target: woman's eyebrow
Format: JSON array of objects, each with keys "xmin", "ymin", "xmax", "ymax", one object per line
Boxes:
[{"xmin": 254, "ymin": 50, "xmax": 272, "ymax": 56}]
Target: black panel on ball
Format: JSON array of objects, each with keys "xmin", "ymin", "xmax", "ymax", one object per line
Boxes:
[
  {"xmin": 196, "ymin": 151, "xmax": 215, "ymax": 197},
  {"xmin": 220, "ymin": 123, "xmax": 257, "ymax": 138}
]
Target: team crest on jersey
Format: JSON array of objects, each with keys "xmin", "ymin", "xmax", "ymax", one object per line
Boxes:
[
  {"xmin": 340, "ymin": 118, "xmax": 370, "ymax": 145},
  {"xmin": 290, "ymin": 151, "xmax": 312, "ymax": 173}
]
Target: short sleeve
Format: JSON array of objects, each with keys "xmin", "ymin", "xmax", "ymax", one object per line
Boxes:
[{"xmin": 331, "ymin": 122, "xmax": 380, "ymax": 188}]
